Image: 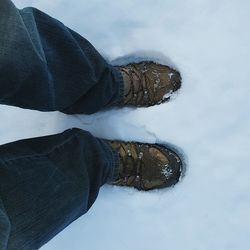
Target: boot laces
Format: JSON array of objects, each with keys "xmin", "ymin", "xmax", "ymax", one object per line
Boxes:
[
  {"xmin": 119, "ymin": 143, "xmax": 144, "ymax": 190},
  {"xmin": 120, "ymin": 63, "xmax": 162, "ymax": 106}
]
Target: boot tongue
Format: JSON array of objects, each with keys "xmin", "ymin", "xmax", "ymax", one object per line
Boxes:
[
  {"xmin": 121, "ymin": 72, "xmax": 131, "ymax": 96},
  {"xmin": 117, "ymin": 145, "xmax": 137, "ymax": 177},
  {"xmin": 119, "ymin": 66, "xmax": 141, "ymax": 104}
]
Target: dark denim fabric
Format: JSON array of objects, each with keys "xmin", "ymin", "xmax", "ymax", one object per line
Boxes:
[
  {"xmin": 0, "ymin": 0, "xmax": 123, "ymax": 114},
  {"xmin": 0, "ymin": 129, "xmax": 120, "ymax": 250},
  {"xmin": 0, "ymin": 0, "xmax": 123, "ymax": 249}
]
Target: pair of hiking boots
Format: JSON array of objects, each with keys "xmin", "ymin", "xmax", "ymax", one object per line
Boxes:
[{"xmin": 107, "ymin": 61, "xmax": 183, "ymax": 191}]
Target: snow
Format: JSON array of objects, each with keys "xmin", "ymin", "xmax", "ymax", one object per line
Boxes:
[{"xmin": 4, "ymin": 0, "xmax": 250, "ymax": 249}]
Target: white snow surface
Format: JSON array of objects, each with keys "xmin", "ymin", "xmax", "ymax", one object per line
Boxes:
[{"xmin": 3, "ymin": 0, "xmax": 250, "ymax": 249}]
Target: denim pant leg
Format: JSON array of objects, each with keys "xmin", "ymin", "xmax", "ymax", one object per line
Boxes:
[
  {"xmin": 0, "ymin": 200, "xmax": 11, "ymax": 250},
  {"xmin": 0, "ymin": 0, "xmax": 123, "ymax": 114},
  {"xmin": 0, "ymin": 1, "xmax": 122, "ymax": 249},
  {"xmin": 0, "ymin": 128, "xmax": 120, "ymax": 250}
]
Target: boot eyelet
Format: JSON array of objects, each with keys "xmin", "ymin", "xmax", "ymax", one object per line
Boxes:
[{"xmin": 138, "ymin": 152, "xmax": 143, "ymax": 159}]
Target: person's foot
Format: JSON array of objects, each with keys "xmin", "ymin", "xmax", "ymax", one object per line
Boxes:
[
  {"xmin": 107, "ymin": 140, "xmax": 183, "ymax": 191},
  {"xmin": 116, "ymin": 61, "xmax": 181, "ymax": 107}
]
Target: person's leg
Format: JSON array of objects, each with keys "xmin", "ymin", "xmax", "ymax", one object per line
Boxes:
[
  {"xmin": 0, "ymin": 128, "xmax": 119, "ymax": 249},
  {"xmin": 0, "ymin": 200, "xmax": 11, "ymax": 250},
  {"xmin": 0, "ymin": 0, "xmax": 123, "ymax": 114}
]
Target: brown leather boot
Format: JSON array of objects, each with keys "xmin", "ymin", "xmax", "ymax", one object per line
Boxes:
[
  {"xmin": 107, "ymin": 140, "xmax": 183, "ymax": 191},
  {"xmin": 116, "ymin": 61, "xmax": 181, "ymax": 107}
]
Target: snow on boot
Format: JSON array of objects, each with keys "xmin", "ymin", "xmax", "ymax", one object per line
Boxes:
[
  {"xmin": 116, "ymin": 61, "xmax": 181, "ymax": 107},
  {"xmin": 107, "ymin": 140, "xmax": 183, "ymax": 191}
]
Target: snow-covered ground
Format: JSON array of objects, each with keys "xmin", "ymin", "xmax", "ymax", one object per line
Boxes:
[{"xmin": 4, "ymin": 0, "xmax": 250, "ymax": 249}]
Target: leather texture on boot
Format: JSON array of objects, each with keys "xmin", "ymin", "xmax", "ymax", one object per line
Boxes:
[
  {"xmin": 107, "ymin": 140, "xmax": 183, "ymax": 191},
  {"xmin": 116, "ymin": 61, "xmax": 181, "ymax": 107}
]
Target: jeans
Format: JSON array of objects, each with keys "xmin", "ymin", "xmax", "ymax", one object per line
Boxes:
[{"xmin": 0, "ymin": 0, "xmax": 123, "ymax": 249}]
